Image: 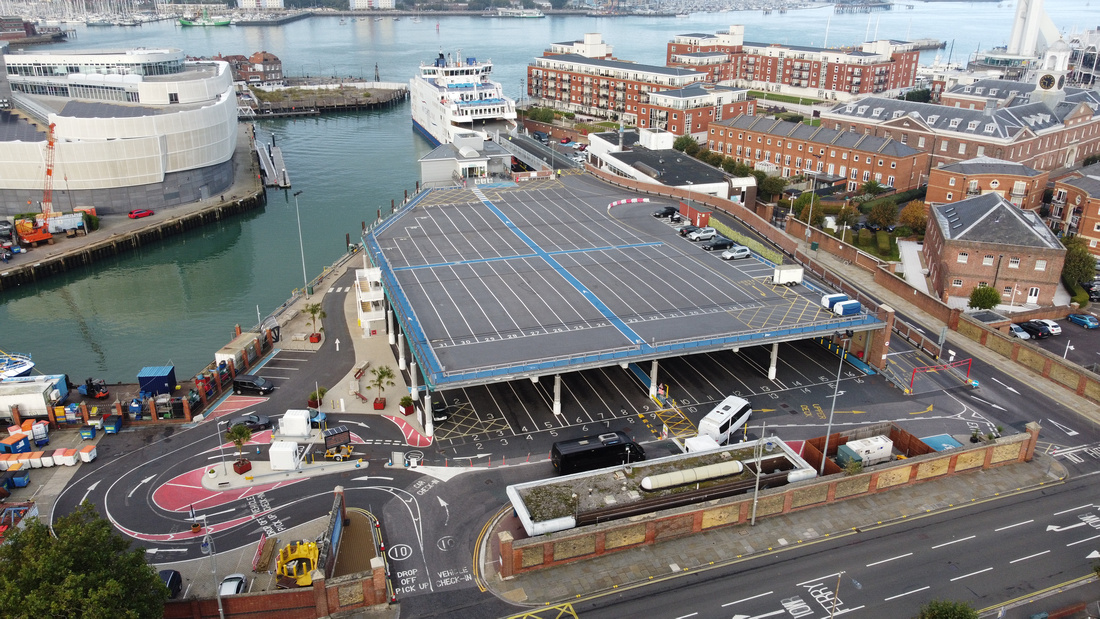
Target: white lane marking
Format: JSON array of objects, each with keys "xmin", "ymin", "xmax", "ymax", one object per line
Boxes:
[
  {"xmin": 995, "ymin": 519, "xmax": 1034, "ymax": 531},
  {"xmin": 745, "ymin": 611, "xmax": 786, "ymax": 619},
  {"xmin": 673, "ymin": 613, "xmax": 698, "ymax": 619},
  {"xmin": 866, "ymin": 552, "xmax": 913, "ymax": 567},
  {"xmin": 1067, "ymin": 534, "xmax": 1100, "ymax": 547},
  {"xmin": 1010, "ymin": 550, "xmax": 1050, "ymax": 563},
  {"xmin": 950, "ymin": 567, "xmax": 993, "ymax": 581},
  {"xmin": 1045, "ymin": 418, "xmax": 1079, "ymax": 437},
  {"xmin": 931, "ymin": 535, "xmax": 976, "ymax": 549},
  {"xmin": 127, "ymin": 475, "xmax": 156, "ymax": 498},
  {"xmin": 722, "ymin": 591, "xmax": 773, "ymax": 607},
  {"xmin": 968, "ymin": 395, "xmax": 1005, "ymax": 410},
  {"xmin": 1047, "ymin": 522, "xmax": 1088, "ymax": 532},
  {"xmin": 80, "ymin": 480, "xmax": 101, "ymax": 506},
  {"xmin": 990, "ymin": 377, "xmax": 1019, "ymax": 394},
  {"xmin": 797, "ymin": 572, "xmax": 843, "ymax": 586},
  {"xmin": 1054, "ymin": 504, "xmax": 1098, "ymax": 516},
  {"xmin": 884, "ymin": 586, "xmax": 929, "ymax": 601}
]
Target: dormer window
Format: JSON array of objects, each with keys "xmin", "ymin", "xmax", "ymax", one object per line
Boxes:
[
  {"xmin": 967, "ymin": 120, "xmax": 979, "ymax": 130},
  {"xmin": 857, "ymin": 105, "xmax": 868, "ymax": 114},
  {"xmin": 871, "ymin": 107, "xmax": 884, "ymax": 117},
  {"xmin": 927, "ymin": 114, "xmax": 939, "ymax": 124},
  {"xmin": 983, "ymin": 123, "xmax": 995, "ymax": 134},
  {"xmin": 949, "ymin": 118, "xmax": 961, "ymax": 128}
]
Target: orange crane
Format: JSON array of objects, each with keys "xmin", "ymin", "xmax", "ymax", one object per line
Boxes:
[
  {"xmin": 41, "ymin": 123, "xmax": 56, "ymax": 216},
  {"xmin": 16, "ymin": 123, "xmax": 56, "ymax": 247}
]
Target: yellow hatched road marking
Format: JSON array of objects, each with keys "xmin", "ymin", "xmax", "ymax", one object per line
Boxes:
[{"xmin": 503, "ymin": 603, "xmax": 579, "ymax": 619}]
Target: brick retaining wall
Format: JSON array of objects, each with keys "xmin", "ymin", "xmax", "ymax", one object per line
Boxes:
[{"xmin": 499, "ymin": 422, "xmax": 1039, "ymax": 577}]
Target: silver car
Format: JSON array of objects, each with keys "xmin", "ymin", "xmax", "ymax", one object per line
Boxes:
[
  {"xmin": 720, "ymin": 245, "xmax": 751, "ymax": 260},
  {"xmin": 687, "ymin": 227, "xmax": 717, "ymax": 242}
]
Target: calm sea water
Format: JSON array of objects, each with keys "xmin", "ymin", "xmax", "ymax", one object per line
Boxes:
[{"xmin": 0, "ymin": 1, "xmax": 1085, "ymax": 381}]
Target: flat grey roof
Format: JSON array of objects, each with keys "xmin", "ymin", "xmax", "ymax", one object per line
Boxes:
[
  {"xmin": 60, "ymin": 101, "xmax": 164, "ymax": 118},
  {"xmin": 0, "ymin": 111, "xmax": 45, "ymax": 142},
  {"xmin": 535, "ymin": 53, "xmax": 704, "ymax": 78},
  {"xmin": 366, "ymin": 175, "xmax": 880, "ymax": 390}
]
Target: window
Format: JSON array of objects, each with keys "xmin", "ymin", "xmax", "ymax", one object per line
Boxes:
[
  {"xmin": 983, "ymin": 254, "xmax": 994, "ymax": 266},
  {"xmin": 918, "ymin": 136, "xmax": 925, "ymax": 148},
  {"xmin": 887, "ymin": 175, "xmax": 895, "ymax": 186},
  {"xmin": 978, "ymin": 281, "xmax": 988, "ymax": 287},
  {"xmin": 958, "ymin": 143, "xmax": 967, "ymax": 154},
  {"xmin": 940, "ymin": 141, "xmax": 948, "ymax": 152},
  {"xmin": 952, "ymin": 279, "xmax": 963, "ymax": 287},
  {"xmin": 1035, "ymin": 259, "xmax": 1047, "ymax": 271},
  {"xmin": 946, "ymin": 192, "xmax": 953, "ymax": 200},
  {"xmin": 853, "ymin": 155, "xmax": 860, "ymax": 162},
  {"xmin": 948, "ymin": 177, "xmax": 956, "ymax": 186},
  {"xmin": 957, "ymin": 252, "xmax": 969, "ymax": 264},
  {"xmin": 862, "ymin": 171, "xmax": 871, "ymax": 181},
  {"xmin": 890, "ymin": 162, "xmax": 896, "ymax": 169},
  {"xmin": 1008, "ymin": 257, "xmax": 1020, "ymax": 269}
]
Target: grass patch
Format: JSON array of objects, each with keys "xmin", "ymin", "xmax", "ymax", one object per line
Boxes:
[
  {"xmin": 750, "ymin": 91, "xmax": 824, "ymax": 105},
  {"xmin": 709, "ymin": 220, "xmax": 783, "ymax": 264}
]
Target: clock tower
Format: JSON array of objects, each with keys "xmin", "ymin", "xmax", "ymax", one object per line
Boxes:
[{"xmin": 1029, "ymin": 38, "xmax": 1070, "ymax": 109}]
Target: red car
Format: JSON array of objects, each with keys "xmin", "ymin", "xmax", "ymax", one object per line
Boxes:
[
  {"xmin": 128, "ymin": 209, "xmax": 154, "ymax": 219},
  {"xmin": 560, "ymin": 138, "xmax": 570, "ymax": 144}
]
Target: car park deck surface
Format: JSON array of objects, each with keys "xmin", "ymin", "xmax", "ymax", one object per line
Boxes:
[{"xmin": 366, "ymin": 175, "xmax": 880, "ymax": 390}]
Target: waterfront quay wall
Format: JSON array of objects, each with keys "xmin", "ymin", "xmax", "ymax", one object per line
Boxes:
[
  {"xmin": 251, "ymin": 84, "xmax": 407, "ymax": 116},
  {"xmin": 498, "ymin": 422, "xmax": 1040, "ymax": 578},
  {"xmin": 0, "ymin": 193, "xmax": 266, "ymax": 292}
]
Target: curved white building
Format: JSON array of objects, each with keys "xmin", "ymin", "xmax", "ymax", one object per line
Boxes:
[{"xmin": 0, "ymin": 46, "xmax": 238, "ymax": 215}]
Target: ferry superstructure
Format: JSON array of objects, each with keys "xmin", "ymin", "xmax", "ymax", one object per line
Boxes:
[{"xmin": 410, "ymin": 52, "xmax": 517, "ymax": 147}]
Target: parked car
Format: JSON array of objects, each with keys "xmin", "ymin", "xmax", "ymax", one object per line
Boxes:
[
  {"xmin": 1031, "ymin": 319, "xmax": 1061, "ymax": 335},
  {"xmin": 219, "ymin": 573, "xmax": 247, "ymax": 596},
  {"xmin": 1089, "ymin": 288, "xmax": 1100, "ymax": 302},
  {"xmin": 128, "ymin": 209, "xmax": 154, "ymax": 219},
  {"xmin": 1008, "ymin": 324, "xmax": 1031, "ymax": 340},
  {"xmin": 232, "ymin": 374, "xmax": 275, "ymax": 395},
  {"xmin": 687, "ymin": 227, "xmax": 717, "ymax": 242},
  {"xmin": 307, "ymin": 407, "xmax": 327, "ymax": 428},
  {"xmin": 431, "ymin": 397, "xmax": 450, "ymax": 423},
  {"xmin": 1067, "ymin": 313, "xmax": 1099, "ymax": 329},
  {"xmin": 720, "ymin": 245, "xmax": 752, "ymax": 260},
  {"xmin": 228, "ymin": 413, "xmax": 271, "ymax": 432},
  {"xmin": 653, "ymin": 206, "xmax": 678, "ymax": 218},
  {"xmin": 1017, "ymin": 321, "xmax": 1050, "ymax": 339},
  {"xmin": 677, "ymin": 224, "xmax": 699, "ymax": 237},
  {"xmin": 159, "ymin": 570, "xmax": 183, "ymax": 599},
  {"xmin": 703, "ymin": 237, "xmax": 735, "ymax": 251}
]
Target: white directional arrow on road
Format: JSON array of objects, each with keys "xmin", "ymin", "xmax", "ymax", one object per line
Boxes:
[
  {"xmin": 335, "ymin": 338, "xmax": 340, "ymax": 352},
  {"xmin": 80, "ymin": 480, "xmax": 100, "ymax": 506},
  {"xmin": 144, "ymin": 548, "xmax": 188, "ymax": 555},
  {"xmin": 991, "ymin": 377, "xmax": 1020, "ymax": 394},
  {"xmin": 969, "ymin": 395, "xmax": 1006, "ymax": 411},
  {"xmin": 438, "ymin": 497, "xmax": 450, "ymax": 527},
  {"xmin": 127, "ymin": 475, "xmax": 156, "ymax": 498},
  {"xmin": 339, "ymin": 420, "xmax": 371, "ymax": 430},
  {"xmin": 1088, "ymin": 550, "xmax": 1100, "ymax": 559},
  {"xmin": 1046, "ymin": 522, "xmax": 1088, "ymax": 532},
  {"xmin": 1045, "ymin": 419, "xmax": 1079, "ymax": 437}
]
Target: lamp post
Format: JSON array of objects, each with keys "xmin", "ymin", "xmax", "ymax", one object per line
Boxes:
[
  {"xmin": 1064, "ymin": 339, "xmax": 1074, "ymax": 359},
  {"xmin": 216, "ymin": 419, "xmax": 228, "ymax": 475},
  {"xmin": 201, "ymin": 529, "xmax": 225, "ymax": 619},
  {"xmin": 805, "ymin": 155, "xmax": 821, "ymax": 238},
  {"xmin": 293, "ymin": 190, "xmax": 308, "ymax": 294},
  {"xmin": 750, "ymin": 420, "xmax": 767, "ymax": 526},
  {"xmin": 820, "ymin": 332, "xmax": 851, "ymax": 476}
]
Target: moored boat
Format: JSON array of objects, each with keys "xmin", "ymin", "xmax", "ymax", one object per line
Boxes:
[{"xmin": 409, "ymin": 51, "xmax": 517, "ymax": 147}]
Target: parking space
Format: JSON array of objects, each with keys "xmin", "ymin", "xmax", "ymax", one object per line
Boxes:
[
  {"xmin": 1017, "ymin": 312, "xmax": 1100, "ymax": 367},
  {"xmin": 368, "ymin": 174, "xmax": 880, "ymax": 391}
]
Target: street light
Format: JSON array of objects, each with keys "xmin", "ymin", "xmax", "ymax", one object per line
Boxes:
[
  {"xmin": 751, "ymin": 420, "xmax": 767, "ymax": 526},
  {"xmin": 820, "ymin": 331, "xmax": 851, "ymax": 477},
  {"xmin": 216, "ymin": 419, "xmax": 228, "ymax": 475},
  {"xmin": 293, "ymin": 190, "xmax": 308, "ymax": 294},
  {"xmin": 201, "ymin": 529, "xmax": 225, "ymax": 619},
  {"xmin": 805, "ymin": 155, "xmax": 821, "ymax": 238},
  {"xmin": 1064, "ymin": 339, "xmax": 1075, "ymax": 359}
]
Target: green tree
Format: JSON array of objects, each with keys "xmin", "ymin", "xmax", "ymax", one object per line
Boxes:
[
  {"xmin": 0, "ymin": 501, "xmax": 166, "ymax": 619},
  {"xmin": 673, "ymin": 135, "xmax": 698, "ymax": 153},
  {"xmin": 733, "ymin": 161, "xmax": 753, "ymax": 177},
  {"xmin": 916, "ymin": 599, "xmax": 978, "ymax": 619},
  {"xmin": 899, "ymin": 200, "xmax": 928, "ymax": 235},
  {"xmin": 902, "ymin": 88, "xmax": 933, "ymax": 103},
  {"xmin": 1084, "ymin": 153, "xmax": 1100, "ymax": 167},
  {"xmin": 703, "ymin": 150, "xmax": 725, "ymax": 166},
  {"xmin": 721, "ymin": 157, "xmax": 739, "ymax": 174},
  {"xmin": 227, "ymin": 423, "xmax": 253, "ymax": 464},
  {"xmin": 369, "ymin": 365, "xmax": 396, "ymax": 400},
  {"xmin": 750, "ymin": 169, "xmax": 767, "ymax": 189},
  {"xmin": 305, "ymin": 302, "xmax": 326, "ymax": 333},
  {"xmin": 968, "ymin": 285, "xmax": 1001, "ymax": 310},
  {"xmin": 1062, "ymin": 235, "xmax": 1096, "ymax": 286},
  {"xmin": 759, "ymin": 176, "xmax": 788, "ymax": 201},
  {"xmin": 860, "ymin": 180, "xmax": 887, "ymax": 196},
  {"xmin": 836, "ymin": 205, "xmax": 860, "ymax": 231},
  {"xmin": 867, "ymin": 200, "xmax": 899, "ymax": 230},
  {"xmin": 695, "ymin": 148, "xmax": 712, "ymax": 162}
]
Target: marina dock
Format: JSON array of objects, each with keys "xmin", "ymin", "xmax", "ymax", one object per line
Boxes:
[{"xmin": 256, "ymin": 137, "xmax": 291, "ymax": 188}]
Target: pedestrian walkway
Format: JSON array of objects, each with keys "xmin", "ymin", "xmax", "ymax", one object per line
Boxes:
[{"xmin": 481, "ymin": 453, "xmax": 1067, "ymax": 606}]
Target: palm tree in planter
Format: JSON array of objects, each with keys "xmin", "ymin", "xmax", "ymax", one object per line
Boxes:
[
  {"xmin": 308, "ymin": 386, "xmax": 327, "ymax": 408},
  {"xmin": 305, "ymin": 302, "xmax": 326, "ymax": 343},
  {"xmin": 399, "ymin": 395, "xmax": 414, "ymax": 416},
  {"xmin": 227, "ymin": 424, "xmax": 254, "ymax": 474},
  {"xmin": 369, "ymin": 365, "xmax": 396, "ymax": 410}
]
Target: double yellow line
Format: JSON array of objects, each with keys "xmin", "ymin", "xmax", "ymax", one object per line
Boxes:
[{"xmin": 473, "ymin": 505, "xmax": 512, "ymax": 593}]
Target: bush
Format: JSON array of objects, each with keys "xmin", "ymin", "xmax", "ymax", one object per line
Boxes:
[
  {"xmin": 858, "ymin": 228, "xmax": 872, "ymax": 246},
  {"xmin": 894, "ymin": 225, "xmax": 912, "ymax": 238},
  {"xmin": 707, "ymin": 220, "xmax": 783, "ymax": 264},
  {"xmin": 875, "ymin": 230, "xmax": 890, "ymax": 253},
  {"xmin": 968, "ymin": 285, "xmax": 1000, "ymax": 310},
  {"xmin": 1066, "ymin": 279, "xmax": 1090, "ymax": 307}
]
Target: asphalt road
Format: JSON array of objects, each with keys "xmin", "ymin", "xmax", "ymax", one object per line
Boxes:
[{"xmin": 571, "ymin": 473, "xmax": 1100, "ymax": 619}]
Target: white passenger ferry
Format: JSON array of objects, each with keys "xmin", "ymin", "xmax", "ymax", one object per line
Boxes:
[{"xmin": 409, "ymin": 52, "xmax": 517, "ymax": 147}]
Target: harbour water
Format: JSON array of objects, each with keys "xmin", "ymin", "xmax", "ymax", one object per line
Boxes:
[{"xmin": 0, "ymin": 2, "xmax": 1086, "ymax": 382}]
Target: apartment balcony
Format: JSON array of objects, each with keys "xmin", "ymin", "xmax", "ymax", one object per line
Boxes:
[
  {"xmin": 1052, "ymin": 196, "xmax": 1067, "ymax": 206},
  {"xmin": 966, "ymin": 188, "xmax": 981, "ymax": 197},
  {"xmin": 355, "ymin": 268, "xmax": 386, "ymax": 325},
  {"xmin": 1011, "ymin": 188, "xmax": 1027, "ymax": 198}
]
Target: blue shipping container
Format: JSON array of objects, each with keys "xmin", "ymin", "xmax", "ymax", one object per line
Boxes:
[
  {"xmin": 137, "ymin": 366, "xmax": 177, "ymax": 396},
  {"xmin": 833, "ymin": 300, "xmax": 862, "ymax": 316},
  {"xmin": 821, "ymin": 294, "xmax": 848, "ymax": 309}
]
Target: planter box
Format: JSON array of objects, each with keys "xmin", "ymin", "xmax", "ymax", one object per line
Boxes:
[
  {"xmin": 401, "ymin": 404, "xmax": 414, "ymax": 416},
  {"xmin": 233, "ymin": 460, "xmax": 252, "ymax": 475},
  {"xmin": 373, "ymin": 397, "xmax": 386, "ymax": 410},
  {"xmin": 309, "ymin": 333, "xmax": 322, "ymax": 343}
]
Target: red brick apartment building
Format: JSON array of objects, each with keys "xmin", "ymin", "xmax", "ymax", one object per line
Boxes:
[
  {"xmin": 528, "ymin": 35, "xmax": 751, "ymax": 135},
  {"xmin": 820, "ymin": 86, "xmax": 1100, "ymax": 172},
  {"xmin": 665, "ymin": 25, "xmax": 919, "ymax": 100},
  {"xmin": 1052, "ymin": 163, "xmax": 1100, "ymax": 254},
  {"xmin": 926, "ymin": 157, "xmax": 1048, "ymax": 211},
  {"xmin": 707, "ymin": 115, "xmax": 930, "ymax": 192},
  {"xmin": 924, "ymin": 193, "xmax": 1065, "ymax": 306}
]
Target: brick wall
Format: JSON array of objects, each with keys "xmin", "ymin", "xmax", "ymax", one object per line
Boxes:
[{"xmin": 500, "ymin": 422, "xmax": 1039, "ymax": 577}]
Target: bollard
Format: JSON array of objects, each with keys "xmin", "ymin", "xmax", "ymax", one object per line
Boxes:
[{"xmin": 526, "ymin": 453, "xmax": 530, "ymax": 463}]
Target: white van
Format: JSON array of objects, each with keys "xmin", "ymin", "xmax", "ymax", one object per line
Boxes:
[{"xmin": 698, "ymin": 396, "xmax": 752, "ymax": 445}]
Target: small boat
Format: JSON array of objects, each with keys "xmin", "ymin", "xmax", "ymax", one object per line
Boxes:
[{"xmin": 0, "ymin": 352, "xmax": 34, "ymax": 380}]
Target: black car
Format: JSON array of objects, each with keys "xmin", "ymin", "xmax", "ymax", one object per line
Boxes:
[
  {"xmin": 232, "ymin": 374, "xmax": 275, "ymax": 395},
  {"xmin": 1017, "ymin": 322, "xmax": 1050, "ymax": 339},
  {"xmin": 1027, "ymin": 320, "xmax": 1054, "ymax": 337},
  {"xmin": 702, "ymin": 236, "xmax": 735, "ymax": 251},
  {"xmin": 159, "ymin": 570, "xmax": 182, "ymax": 599},
  {"xmin": 677, "ymin": 224, "xmax": 700, "ymax": 237},
  {"xmin": 228, "ymin": 413, "xmax": 271, "ymax": 431},
  {"xmin": 431, "ymin": 397, "xmax": 450, "ymax": 423},
  {"xmin": 652, "ymin": 206, "xmax": 678, "ymax": 218}
]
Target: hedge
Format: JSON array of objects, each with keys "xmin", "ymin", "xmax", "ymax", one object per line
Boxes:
[
  {"xmin": 875, "ymin": 230, "xmax": 890, "ymax": 253},
  {"xmin": 708, "ymin": 220, "xmax": 783, "ymax": 264},
  {"xmin": 860, "ymin": 187, "xmax": 927, "ymax": 214},
  {"xmin": 1066, "ymin": 279, "xmax": 1090, "ymax": 308}
]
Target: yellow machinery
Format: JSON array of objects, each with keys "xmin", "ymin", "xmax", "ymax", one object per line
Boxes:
[{"xmin": 275, "ymin": 540, "xmax": 319, "ymax": 588}]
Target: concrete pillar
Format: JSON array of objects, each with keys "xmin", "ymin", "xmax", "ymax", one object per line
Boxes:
[
  {"xmin": 768, "ymin": 342, "xmax": 779, "ymax": 381},
  {"xmin": 867, "ymin": 305, "xmax": 895, "ymax": 371},
  {"xmin": 424, "ymin": 398, "xmax": 434, "ymax": 439},
  {"xmin": 371, "ymin": 557, "xmax": 388, "ymax": 604},
  {"xmin": 649, "ymin": 360, "xmax": 659, "ymax": 399},
  {"xmin": 334, "ymin": 485, "xmax": 348, "ymax": 524},
  {"xmin": 553, "ymin": 374, "xmax": 562, "ymax": 416},
  {"xmin": 397, "ymin": 333, "xmax": 406, "ymax": 371},
  {"xmin": 409, "ymin": 361, "xmax": 419, "ymax": 401},
  {"xmin": 182, "ymin": 399, "xmax": 192, "ymax": 422},
  {"xmin": 311, "ymin": 571, "xmax": 328, "ymax": 617},
  {"xmin": 499, "ymin": 532, "xmax": 514, "ymax": 578},
  {"xmin": 387, "ymin": 310, "xmax": 395, "ymax": 345}
]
